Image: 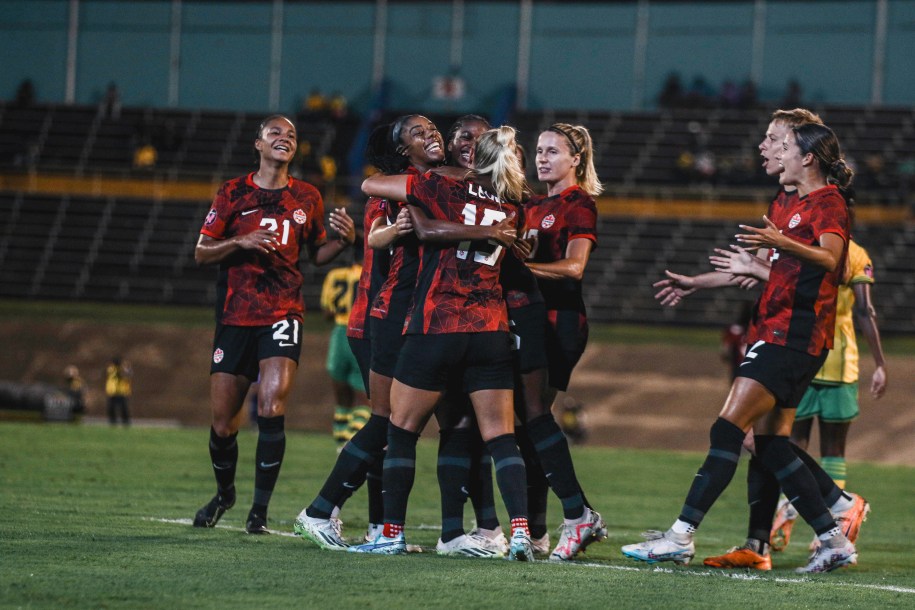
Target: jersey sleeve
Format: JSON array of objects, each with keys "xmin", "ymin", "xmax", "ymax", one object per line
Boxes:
[
  {"xmin": 406, "ymin": 171, "xmax": 450, "ymax": 221},
  {"xmin": 567, "ymin": 194, "xmax": 598, "ymax": 246},
  {"xmin": 200, "ymin": 183, "xmax": 231, "ymax": 239},
  {"xmin": 811, "ymin": 190, "xmax": 848, "ymax": 244},
  {"xmin": 307, "ymin": 187, "xmax": 328, "ymax": 247},
  {"xmin": 848, "ymin": 242, "xmax": 875, "ymax": 285}
]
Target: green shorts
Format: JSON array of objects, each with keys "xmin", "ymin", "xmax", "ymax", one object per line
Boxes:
[
  {"xmin": 795, "ymin": 382, "xmax": 859, "ymax": 423},
  {"xmin": 326, "ymin": 325, "xmax": 365, "ymax": 392}
]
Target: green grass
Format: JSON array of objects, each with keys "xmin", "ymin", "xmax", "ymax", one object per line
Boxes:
[{"xmin": 1, "ymin": 423, "xmax": 913, "ymax": 608}]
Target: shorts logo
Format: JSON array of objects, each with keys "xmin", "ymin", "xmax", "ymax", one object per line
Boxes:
[
  {"xmin": 541, "ymin": 214, "xmax": 555, "ymax": 229},
  {"xmin": 788, "ymin": 213, "xmax": 802, "ymax": 229},
  {"xmin": 205, "ymin": 209, "xmax": 217, "ymax": 225},
  {"xmin": 293, "ymin": 209, "xmax": 307, "ymax": 224},
  {"xmin": 213, "ymin": 348, "xmax": 224, "ymax": 363}
]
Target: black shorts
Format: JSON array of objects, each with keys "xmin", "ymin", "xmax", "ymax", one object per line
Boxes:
[
  {"xmin": 348, "ymin": 336, "xmax": 372, "ymax": 398},
  {"xmin": 210, "ymin": 317, "xmax": 303, "ymax": 380},
  {"xmin": 394, "ymin": 332, "xmax": 514, "ymax": 393},
  {"xmin": 369, "ymin": 316, "xmax": 406, "ymax": 378},
  {"xmin": 509, "ymin": 303, "xmax": 549, "ymax": 374},
  {"xmin": 545, "ymin": 309, "xmax": 588, "ymax": 391},
  {"xmin": 735, "ymin": 340, "xmax": 828, "ymax": 408}
]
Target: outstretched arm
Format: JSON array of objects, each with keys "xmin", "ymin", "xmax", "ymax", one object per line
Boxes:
[
  {"xmin": 737, "ymin": 215, "xmax": 845, "ymax": 272},
  {"xmin": 709, "ymin": 244, "xmax": 771, "ymax": 282},
  {"xmin": 654, "ymin": 269, "xmax": 750, "ymax": 307},
  {"xmin": 526, "ymin": 238, "xmax": 593, "ymax": 281},
  {"xmin": 852, "ymin": 282, "xmax": 887, "ymax": 398}
]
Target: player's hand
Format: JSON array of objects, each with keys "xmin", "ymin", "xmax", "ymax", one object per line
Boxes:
[
  {"xmin": 237, "ymin": 228, "xmax": 279, "ymax": 254},
  {"xmin": 395, "ymin": 207, "xmax": 414, "ymax": 235},
  {"xmin": 511, "ymin": 236, "xmax": 534, "ymax": 260},
  {"xmin": 870, "ymin": 365, "xmax": 887, "ymax": 399},
  {"xmin": 653, "ymin": 270, "xmax": 697, "ymax": 307},
  {"xmin": 736, "ymin": 215, "xmax": 781, "ymax": 250},
  {"xmin": 329, "ymin": 208, "xmax": 356, "ymax": 244},
  {"xmin": 736, "ymin": 275, "xmax": 760, "ymax": 290},
  {"xmin": 489, "ymin": 212, "xmax": 517, "ymax": 248},
  {"xmin": 710, "ymin": 244, "xmax": 757, "ymax": 276}
]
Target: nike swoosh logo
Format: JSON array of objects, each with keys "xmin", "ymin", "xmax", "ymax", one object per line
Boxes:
[
  {"xmin": 343, "ymin": 482, "xmax": 356, "ymax": 489},
  {"xmin": 259, "ymin": 461, "xmax": 280, "ymax": 468},
  {"xmin": 279, "ymin": 342, "xmax": 295, "ymax": 347},
  {"xmin": 241, "ymin": 209, "xmax": 259, "ymax": 216},
  {"xmin": 213, "ymin": 463, "xmax": 232, "ymax": 470}
]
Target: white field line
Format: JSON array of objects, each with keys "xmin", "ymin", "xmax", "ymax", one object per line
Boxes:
[{"xmin": 146, "ymin": 517, "xmax": 914, "ymax": 595}]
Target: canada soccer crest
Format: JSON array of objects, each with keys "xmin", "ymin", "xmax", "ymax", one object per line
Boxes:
[
  {"xmin": 205, "ymin": 208, "xmax": 217, "ymax": 225},
  {"xmin": 788, "ymin": 213, "xmax": 802, "ymax": 229},
  {"xmin": 293, "ymin": 209, "xmax": 307, "ymax": 224},
  {"xmin": 213, "ymin": 348, "xmax": 224, "ymax": 363},
  {"xmin": 541, "ymin": 214, "xmax": 556, "ymax": 229}
]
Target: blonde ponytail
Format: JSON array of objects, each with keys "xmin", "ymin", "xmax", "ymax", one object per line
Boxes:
[{"xmin": 473, "ymin": 126, "xmax": 526, "ymax": 203}]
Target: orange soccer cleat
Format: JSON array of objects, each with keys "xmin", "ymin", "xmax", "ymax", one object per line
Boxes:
[{"xmin": 703, "ymin": 546, "xmax": 772, "ymax": 571}]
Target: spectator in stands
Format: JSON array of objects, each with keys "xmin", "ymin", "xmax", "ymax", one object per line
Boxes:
[
  {"xmin": 133, "ymin": 139, "xmax": 157, "ymax": 169},
  {"xmin": 302, "ymin": 88, "xmax": 328, "ymax": 120},
  {"xmin": 13, "ymin": 79, "xmax": 35, "ymax": 107},
  {"xmin": 105, "ymin": 356, "xmax": 132, "ymax": 425},
  {"xmin": 685, "ymin": 76, "xmax": 715, "ymax": 108},
  {"xmin": 658, "ymin": 72, "xmax": 684, "ymax": 109},
  {"xmin": 329, "ymin": 92, "xmax": 348, "ymax": 121},
  {"xmin": 99, "ymin": 82, "xmax": 121, "ymax": 120},
  {"xmin": 738, "ymin": 78, "xmax": 759, "ymax": 109},
  {"xmin": 192, "ymin": 113, "xmax": 355, "ymax": 535},
  {"xmin": 719, "ymin": 79, "xmax": 741, "ymax": 108},
  {"xmin": 781, "ymin": 79, "xmax": 803, "ymax": 108}
]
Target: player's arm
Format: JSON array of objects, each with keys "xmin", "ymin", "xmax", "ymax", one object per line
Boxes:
[
  {"xmin": 195, "ymin": 230, "xmax": 279, "ymax": 265},
  {"xmin": 367, "ymin": 210, "xmax": 410, "ymax": 249},
  {"xmin": 363, "ymin": 173, "xmax": 409, "ymax": 202},
  {"xmin": 709, "ymin": 244, "xmax": 771, "ymax": 282},
  {"xmin": 408, "ymin": 206, "xmax": 517, "ymax": 248},
  {"xmin": 310, "ymin": 208, "xmax": 356, "ymax": 266},
  {"xmin": 852, "ymin": 281, "xmax": 887, "ymax": 398},
  {"xmin": 737, "ymin": 215, "xmax": 844, "ymax": 272},
  {"xmin": 526, "ymin": 238, "xmax": 592, "ymax": 281}
]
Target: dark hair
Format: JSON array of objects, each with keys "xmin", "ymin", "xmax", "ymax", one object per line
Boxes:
[
  {"xmin": 366, "ymin": 123, "xmax": 409, "ymax": 175},
  {"xmin": 389, "ymin": 114, "xmax": 420, "ymax": 153},
  {"xmin": 792, "ymin": 123, "xmax": 854, "ymax": 189},
  {"xmin": 445, "ymin": 114, "xmax": 491, "ymax": 165},
  {"xmin": 253, "ymin": 114, "xmax": 295, "ymax": 165}
]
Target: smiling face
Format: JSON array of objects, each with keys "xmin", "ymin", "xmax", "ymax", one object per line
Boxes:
[
  {"xmin": 255, "ymin": 116, "xmax": 297, "ymax": 164},
  {"xmin": 758, "ymin": 119, "xmax": 790, "ymax": 177},
  {"xmin": 399, "ymin": 115, "xmax": 444, "ymax": 167},
  {"xmin": 448, "ymin": 119, "xmax": 488, "ymax": 169},
  {"xmin": 535, "ymin": 130, "xmax": 580, "ymax": 185},
  {"xmin": 775, "ymin": 129, "xmax": 807, "ymax": 187}
]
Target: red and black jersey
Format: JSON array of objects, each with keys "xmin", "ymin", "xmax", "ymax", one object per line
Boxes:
[
  {"xmin": 370, "ymin": 168, "xmax": 422, "ymax": 324},
  {"xmin": 522, "ymin": 185, "xmax": 598, "ymax": 312},
  {"xmin": 404, "ymin": 171, "xmax": 517, "ymax": 335},
  {"xmin": 748, "ymin": 184, "xmax": 849, "ymax": 356},
  {"xmin": 347, "ymin": 197, "xmax": 389, "ymax": 339},
  {"xmin": 766, "ymin": 186, "xmax": 796, "ymax": 226},
  {"xmin": 501, "ymin": 205, "xmax": 543, "ymax": 310},
  {"xmin": 200, "ymin": 172, "xmax": 326, "ymax": 326}
]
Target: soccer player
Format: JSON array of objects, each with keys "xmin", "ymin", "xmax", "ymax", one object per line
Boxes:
[
  {"xmin": 319, "ymin": 251, "xmax": 369, "ymax": 450},
  {"xmin": 193, "ymin": 114, "xmax": 355, "ymax": 534},
  {"xmin": 513, "ymin": 123, "xmax": 607, "ymax": 560},
  {"xmin": 349, "ymin": 126, "xmax": 536, "ymax": 560},
  {"xmin": 623, "ymin": 122, "xmax": 860, "ymax": 573}
]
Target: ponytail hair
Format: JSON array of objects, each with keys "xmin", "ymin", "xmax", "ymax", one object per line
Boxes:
[
  {"xmin": 546, "ymin": 123, "xmax": 603, "ymax": 196},
  {"xmin": 792, "ymin": 123, "xmax": 854, "ymax": 189},
  {"xmin": 473, "ymin": 126, "xmax": 526, "ymax": 203}
]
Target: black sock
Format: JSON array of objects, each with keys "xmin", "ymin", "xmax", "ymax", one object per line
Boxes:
[
  {"xmin": 791, "ymin": 443, "xmax": 844, "ymax": 507},
  {"xmin": 209, "ymin": 427, "xmax": 238, "ymax": 501},
  {"xmin": 438, "ymin": 428, "xmax": 472, "ymax": 542},
  {"xmin": 516, "ymin": 425, "xmax": 549, "ymax": 538},
  {"xmin": 382, "ymin": 423, "xmax": 420, "ymax": 526},
  {"xmin": 679, "ymin": 417, "xmax": 745, "ymax": 527},
  {"xmin": 746, "ymin": 439, "xmax": 781, "ymax": 546},
  {"xmin": 307, "ymin": 414, "xmax": 389, "ymax": 519},
  {"xmin": 366, "ymin": 448, "xmax": 385, "ymax": 525},
  {"xmin": 528, "ymin": 414, "xmax": 585, "ymax": 520},
  {"xmin": 757, "ymin": 435, "xmax": 836, "ymax": 536},
  {"xmin": 486, "ymin": 434, "xmax": 528, "ymax": 521},
  {"xmin": 251, "ymin": 415, "xmax": 285, "ymax": 518},
  {"xmin": 468, "ymin": 428, "xmax": 500, "ymax": 531}
]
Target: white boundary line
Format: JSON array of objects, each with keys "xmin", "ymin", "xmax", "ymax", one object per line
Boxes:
[{"xmin": 146, "ymin": 517, "xmax": 915, "ymax": 595}]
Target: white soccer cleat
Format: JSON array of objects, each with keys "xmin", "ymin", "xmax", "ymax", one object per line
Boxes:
[
  {"xmin": 621, "ymin": 529, "xmax": 695, "ymax": 565},
  {"xmin": 796, "ymin": 535, "xmax": 857, "ymax": 573},
  {"xmin": 468, "ymin": 526, "xmax": 510, "ymax": 555},
  {"xmin": 549, "ymin": 507, "xmax": 608, "ymax": 561},
  {"xmin": 293, "ymin": 511, "xmax": 349, "ymax": 551},
  {"xmin": 365, "ymin": 523, "xmax": 384, "ymax": 542},
  {"xmin": 507, "ymin": 530, "xmax": 535, "ymax": 562},
  {"xmin": 348, "ymin": 532, "xmax": 407, "ymax": 555},
  {"xmin": 436, "ymin": 534, "xmax": 503, "ymax": 558}
]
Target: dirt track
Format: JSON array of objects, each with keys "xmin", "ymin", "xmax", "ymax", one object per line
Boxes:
[{"xmin": 3, "ymin": 319, "xmax": 912, "ymax": 466}]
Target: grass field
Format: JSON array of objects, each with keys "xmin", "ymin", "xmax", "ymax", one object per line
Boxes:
[{"xmin": 2, "ymin": 422, "xmax": 913, "ymax": 609}]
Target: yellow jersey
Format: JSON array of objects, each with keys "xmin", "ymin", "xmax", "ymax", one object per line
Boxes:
[
  {"xmin": 105, "ymin": 363, "xmax": 132, "ymax": 397},
  {"xmin": 320, "ymin": 264, "xmax": 362, "ymax": 326},
  {"xmin": 814, "ymin": 240, "xmax": 874, "ymax": 385}
]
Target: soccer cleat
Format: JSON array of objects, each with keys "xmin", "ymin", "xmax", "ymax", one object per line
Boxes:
[
  {"xmin": 770, "ymin": 497, "xmax": 799, "ymax": 552},
  {"xmin": 245, "ymin": 511, "xmax": 269, "ymax": 534},
  {"xmin": 468, "ymin": 527, "xmax": 510, "ymax": 555},
  {"xmin": 293, "ymin": 512, "xmax": 349, "ymax": 550},
  {"xmin": 621, "ymin": 530, "xmax": 695, "ymax": 565},
  {"xmin": 796, "ymin": 535, "xmax": 857, "ymax": 574},
  {"xmin": 348, "ymin": 532, "xmax": 407, "ymax": 555},
  {"xmin": 436, "ymin": 534, "xmax": 502, "ymax": 558},
  {"xmin": 530, "ymin": 533, "xmax": 551, "ymax": 556},
  {"xmin": 549, "ymin": 507, "xmax": 608, "ymax": 561},
  {"xmin": 193, "ymin": 491, "xmax": 235, "ymax": 528},
  {"xmin": 703, "ymin": 545, "xmax": 772, "ymax": 571},
  {"xmin": 834, "ymin": 493, "xmax": 870, "ymax": 544},
  {"xmin": 365, "ymin": 523, "xmax": 384, "ymax": 543},
  {"xmin": 507, "ymin": 530, "xmax": 535, "ymax": 562}
]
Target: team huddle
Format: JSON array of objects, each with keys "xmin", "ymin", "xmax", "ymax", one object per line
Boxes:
[{"xmin": 190, "ymin": 107, "xmax": 885, "ymax": 573}]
